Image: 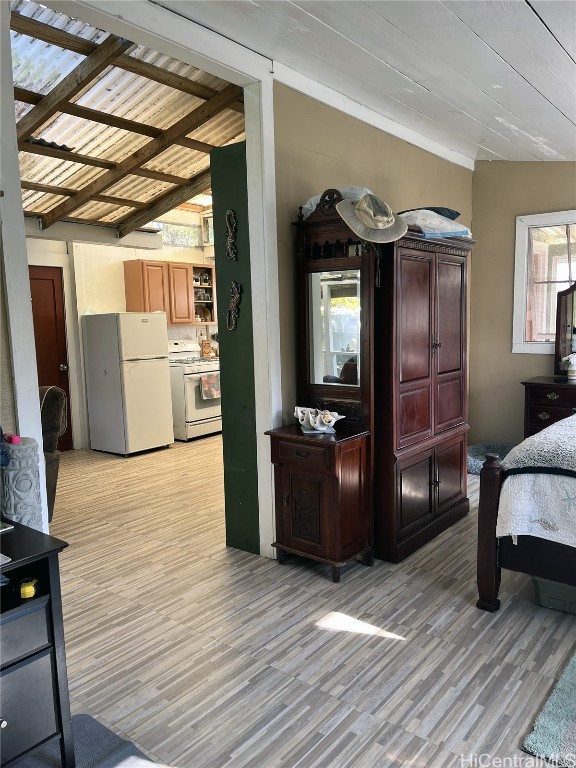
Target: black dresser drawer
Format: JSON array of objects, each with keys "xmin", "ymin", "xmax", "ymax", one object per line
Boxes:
[
  {"xmin": 523, "ymin": 377, "xmax": 576, "ymax": 438},
  {"xmin": 527, "ymin": 385, "xmax": 576, "ymax": 407},
  {"xmin": 277, "ymin": 440, "xmax": 329, "ymax": 469},
  {"xmin": 1, "ymin": 596, "xmax": 51, "ymax": 668},
  {"xmin": 0, "ymin": 650, "xmax": 58, "ymax": 764},
  {"xmin": 527, "ymin": 404, "xmax": 576, "ymax": 429}
]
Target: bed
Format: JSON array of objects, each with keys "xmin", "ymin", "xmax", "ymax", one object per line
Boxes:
[{"xmin": 476, "ymin": 414, "xmax": 576, "ymax": 611}]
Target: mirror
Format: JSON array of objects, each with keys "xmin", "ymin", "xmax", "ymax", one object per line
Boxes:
[
  {"xmin": 308, "ymin": 269, "xmax": 361, "ymax": 386},
  {"xmin": 555, "ymin": 281, "xmax": 576, "ymax": 375}
]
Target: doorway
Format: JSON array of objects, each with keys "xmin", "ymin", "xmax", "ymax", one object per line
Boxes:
[
  {"xmin": 29, "ymin": 265, "xmax": 72, "ymax": 450},
  {"xmin": 5, "ymin": 0, "xmax": 279, "ymax": 553}
]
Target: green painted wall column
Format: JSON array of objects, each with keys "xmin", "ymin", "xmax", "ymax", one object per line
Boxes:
[{"xmin": 210, "ymin": 142, "xmax": 260, "ymax": 554}]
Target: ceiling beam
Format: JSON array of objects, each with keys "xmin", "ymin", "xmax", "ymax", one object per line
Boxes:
[
  {"xmin": 19, "ymin": 141, "xmax": 116, "ymax": 169},
  {"xmin": 41, "ymin": 84, "xmax": 241, "ymax": 229},
  {"xmin": 21, "ymin": 180, "xmax": 149, "ymax": 209},
  {"xmin": 16, "ymin": 86, "xmax": 218, "ymax": 154},
  {"xmin": 178, "ymin": 203, "xmax": 205, "ymax": 213},
  {"xmin": 93, "ymin": 194, "xmax": 148, "ymax": 210},
  {"xmin": 117, "ymin": 169, "xmax": 212, "ymax": 237},
  {"xmin": 23, "ymin": 216, "xmax": 163, "ymax": 249},
  {"xmin": 10, "ymin": 12, "xmax": 244, "ymax": 114},
  {"xmin": 16, "ymin": 35, "xmax": 135, "ymax": 142},
  {"xmin": 21, "ymin": 180, "xmax": 78, "ymax": 196},
  {"xmin": 132, "ymin": 168, "xmax": 192, "ymax": 186},
  {"xmin": 20, "ymin": 143, "xmax": 196, "ymax": 184}
]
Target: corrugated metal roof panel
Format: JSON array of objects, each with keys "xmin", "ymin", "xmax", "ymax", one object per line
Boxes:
[
  {"xmin": 104, "ymin": 176, "xmax": 176, "ymax": 203},
  {"xmin": 18, "ymin": 151, "xmax": 106, "ymax": 188},
  {"xmin": 10, "ymin": 0, "xmax": 245, "ymax": 227},
  {"xmin": 71, "ymin": 200, "xmax": 132, "ymax": 222},
  {"xmin": 21, "ymin": 189, "xmax": 66, "ymax": 213}
]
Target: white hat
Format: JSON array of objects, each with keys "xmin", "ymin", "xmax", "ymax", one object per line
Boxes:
[{"xmin": 336, "ymin": 193, "xmax": 407, "ymax": 243}]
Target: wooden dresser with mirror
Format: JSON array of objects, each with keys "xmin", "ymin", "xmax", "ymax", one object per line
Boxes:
[
  {"xmin": 290, "ymin": 189, "xmax": 475, "ymax": 563},
  {"xmin": 521, "ymin": 280, "xmax": 576, "ymax": 438}
]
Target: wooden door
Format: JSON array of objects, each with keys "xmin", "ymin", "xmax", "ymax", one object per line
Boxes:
[
  {"xmin": 29, "ymin": 266, "xmax": 72, "ymax": 450},
  {"xmin": 434, "ymin": 255, "xmax": 467, "ymax": 433}
]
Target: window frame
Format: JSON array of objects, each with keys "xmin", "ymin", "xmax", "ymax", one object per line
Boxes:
[{"xmin": 512, "ymin": 209, "xmax": 576, "ymax": 354}]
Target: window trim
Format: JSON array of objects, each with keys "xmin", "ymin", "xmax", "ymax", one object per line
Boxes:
[{"xmin": 512, "ymin": 209, "xmax": 576, "ymax": 354}]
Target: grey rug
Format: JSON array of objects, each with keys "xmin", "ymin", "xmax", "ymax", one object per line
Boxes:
[
  {"xmin": 17, "ymin": 714, "xmax": 167, "ymax": 768},
  {"xmin": 523, "ymin": 654, "xmax": 576, "ymax": 767},
  {"xmin": 467, "ymin": 442, "xmax": 513, "ymax": 475}
]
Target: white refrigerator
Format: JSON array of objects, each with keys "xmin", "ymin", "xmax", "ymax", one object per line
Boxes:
[{"xmin": 83, "ymin": 313, "xmax": 174, "ymax": 455}]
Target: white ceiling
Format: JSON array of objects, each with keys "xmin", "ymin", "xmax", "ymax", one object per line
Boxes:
[{"xmin": 154, "ymin": 0, "xmax": 576, "ymax": 164}]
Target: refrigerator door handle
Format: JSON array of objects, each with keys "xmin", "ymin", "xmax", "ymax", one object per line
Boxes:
[{"xmin": 122, "ymin": 356, "xmax": 169, "ymax": 362}]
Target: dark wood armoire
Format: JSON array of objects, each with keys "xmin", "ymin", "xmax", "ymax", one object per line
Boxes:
[{"xmin": 294, "ymin": 189, "xmax": 474, "ymax": 562}]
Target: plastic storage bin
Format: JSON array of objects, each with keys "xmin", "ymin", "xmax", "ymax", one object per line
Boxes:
[{"xmin": 533, "ymin": 577, "xmax": 576, "ymax": 615}]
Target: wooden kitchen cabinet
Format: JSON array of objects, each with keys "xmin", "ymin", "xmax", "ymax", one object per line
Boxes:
[
  {"xmin": 124, "ymin": 259, "xmax": 170, "ymax": 314},
  {"xmin": 0, "ymin": 522, "xmax": 74, "ymax": 768},
  {"xmin": 124, "ymin": 260, "xmax": 216, "ymax": 325},
  {"xmin": 191, "ymin": 265, "xmax": 216, "ymax": 325},
  {"xmin": 266, "ymin": 424, "xmax": 373, "ymax": 582},
  {"xmin": 168, "ymin": 263, "xmax": 194, "ymax": 324}
]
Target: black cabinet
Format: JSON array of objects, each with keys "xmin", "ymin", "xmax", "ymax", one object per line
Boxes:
[
  {"xmin": 0, "ymin": 522, "xmax": 74, "ymax": 768},
  {"xmin": 522, "ymin": 376, "xmax": 576, "ymax": 437}
]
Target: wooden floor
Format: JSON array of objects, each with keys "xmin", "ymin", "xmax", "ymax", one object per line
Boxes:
[{"xmin": 52, "ymin": 438, "xmax": 575, "ymax": 768}]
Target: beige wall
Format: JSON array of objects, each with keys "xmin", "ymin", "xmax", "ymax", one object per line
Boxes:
[
  {"xmin": 470, "ymin": 161, "xmax": 576, "ymax": 446},
  {"xmin": 273, "ymin": 82, "xmax": 473, "ymax": 419}
]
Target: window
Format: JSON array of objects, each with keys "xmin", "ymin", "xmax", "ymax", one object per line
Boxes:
[
  {"xmin": 202, "ymin": 215, "xmax": 214, "ymax": 245},
  {"xmin": 153, "ymin": 221, "xmax": 202, "ymax": 247},
  {"xmin": 512, "ymin": 210, "xmax": 576, "ymax": 354}
]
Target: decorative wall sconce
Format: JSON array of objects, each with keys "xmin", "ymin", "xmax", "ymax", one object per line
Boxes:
[
  {"xmin": 227, "ymin": 281, "xmax": 242, "ymax": 331},
  {"xmin": 225, "ymin": 209, "xmax": 238, "ymax": 261}
]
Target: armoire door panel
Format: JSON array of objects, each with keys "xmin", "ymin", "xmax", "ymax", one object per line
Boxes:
[
  {"xmin": 398, "ymin": 386, "xmax": 432, "ymax": 446},
  {"xmin": 399, "ymin": 253, "xmax": 433, "ymax": 384},
  {"xmin": 436, "ymin": 437, "xmax": 466, "ymax": 515},
  {"xmin": 435, "ymin": 376, "xmax": 465, "ymax": 432},
  {"xmin": 436, "ymin": 258, "xmax": 465, "ymax": 376},
  {"xmin": 397, "ymin": 450, "xmax": 434, "ymax": 537}
]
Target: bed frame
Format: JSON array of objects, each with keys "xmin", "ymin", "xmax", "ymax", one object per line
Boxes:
[{"xmin": 476, "ymin": 453, "xmax": 576, "ymax": 611}]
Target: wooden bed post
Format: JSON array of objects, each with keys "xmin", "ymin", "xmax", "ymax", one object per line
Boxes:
[{"xmin": 476, "ymin": 453, "xmax": 504, "ymax": 611}]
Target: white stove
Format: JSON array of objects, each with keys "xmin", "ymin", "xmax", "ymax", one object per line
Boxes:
[
  {"xmin": 171, "ymin": 357, "xmax": 220, "ymax": 374},
  {"xmin": 168, "ymin": 340, "xmax": 221, "ymax": 440}
]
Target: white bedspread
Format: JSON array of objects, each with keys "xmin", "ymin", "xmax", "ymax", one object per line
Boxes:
[
  {"xmin": 496, "ymin": 473, "xmax": 576, "ymax": 548},
  {"xmin": 496, "ymin": 414, "xmax": 576, "ymax": 547}
]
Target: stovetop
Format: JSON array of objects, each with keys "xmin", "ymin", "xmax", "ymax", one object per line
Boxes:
[
  {"xmin": 170, "ymin": 356, "xmax": 217, "ymax": 365},
  {"xmin": 169, "ymin": 356, "xmax": 220, "ymax": 373}
]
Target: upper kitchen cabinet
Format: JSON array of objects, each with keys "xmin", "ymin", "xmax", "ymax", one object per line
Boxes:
[
  {"xmin": 124, "ymin": 260, "xmax": 169, "ymax": 314},
  {"xmin": 191, "ymin": 265, "xmax": 216, "ymax": 324},
  {"xmin": 124, "ymin": 260, "xmax": 216, "ymax": 325},
  {"xmin": 168, "ymin": 263, "xmax": 194, "ymax": 324}
]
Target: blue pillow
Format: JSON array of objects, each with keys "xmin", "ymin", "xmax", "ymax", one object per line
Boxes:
[{"xmin": 398, "ymin": 207, "xmax": 460, "ymax": 221}]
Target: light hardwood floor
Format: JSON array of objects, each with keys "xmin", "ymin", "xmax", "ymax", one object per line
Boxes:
[{"xmin": 52, "ymin": 439, "xmax": 575, "ymax": 767}]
